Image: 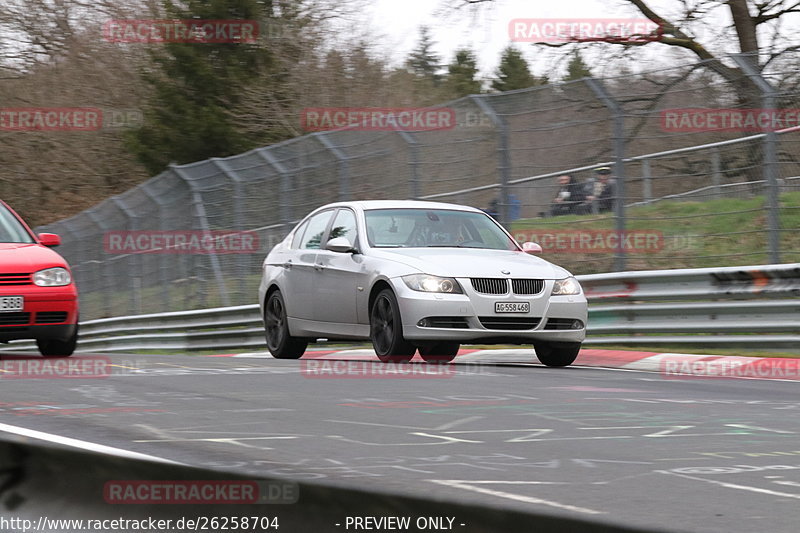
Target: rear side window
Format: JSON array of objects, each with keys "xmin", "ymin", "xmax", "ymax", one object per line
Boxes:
[
  {"xmin": 299, "ymin": 210, "xmax": 333, "ymax": 250},
  {"xmin": 291, "ymin": 221, "xmax": 308, "ymax": 249}
]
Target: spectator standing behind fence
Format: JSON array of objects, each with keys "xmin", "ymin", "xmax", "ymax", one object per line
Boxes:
[
  {"xmin": 549, "ymin": 174, "xmax": 585, "ymax": 216},
  {"xmin": 581, "ymin": 166, "xmax": 616, "ymax": 214}
]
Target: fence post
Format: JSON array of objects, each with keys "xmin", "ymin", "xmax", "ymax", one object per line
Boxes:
[
  {"xmin": 397, "ymin": 131, "xmax": 420, "ymax": 199},
  {"xmin": 107, "ymin": 198, "xmax": 141, "ymax": 315},
  {"xmin": 169, "ymin": 165, "xmax": 231, "ymax": 308},
  {"xmin": 140, "ymin": 182, "xmax": 173, "ymax": 312},
  {"xmin": 211, "ymin": 158, "xmax": 247, "ymax": 303},
  {"xmin": 470, "ymin": 95, "xmax": 510, "ymax": 228},
  {"xmin": 732, "ymin": 54, "xmax": 781, "ymax": 264},
  {"xmin": 58, "ymin": 221, "xmax": 92, "ymax": 318},
  {"xmin": 255, "ymin": 148, "xmax": 294, "ymax": 230},
  {"xmin": 585, "ymin": 77, "xmax": 627, "ymax": 271},
  {"xmin": 641, "ymin": 159, "xmax": 652, "ymax": 204},
  {"xmin": 314, "ymin": 133, "xmax": 350, "ymax": 202},
  {"xmin": 711, "ymin": 147, "xmax": 723, "ymax": 199}
]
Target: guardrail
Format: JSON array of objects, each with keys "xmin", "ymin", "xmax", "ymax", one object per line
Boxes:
[
  {"xmin": 2, "ymin": 264, "xmax": 798, "ymax": 353},
  {"xmin": 581, "ymin": 263, "xmax": 800, "ymax": 348}
]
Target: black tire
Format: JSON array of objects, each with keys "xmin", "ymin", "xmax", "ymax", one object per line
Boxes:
[
  {"xmin": 418, "ymin": 342, "xmax": 460, "ymax": 363},
  {"xmin": 37, "ymin": 325, "xmax": 78, "ymax": 357},
  {"xmin": 533, "ymin": 341, "xmax": 581, "ymax": 367},
  {"xmin": 370, "ymin": 289, "xmax": 415, "ymax": 363},
  {"xmin": 264, "ymin": 290, "xmax": 307, "ymax": 359}
]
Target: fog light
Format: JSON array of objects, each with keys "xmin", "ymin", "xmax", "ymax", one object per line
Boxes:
[{"xmin": 572, "ymin": 320, "xmax": 584, "ymax": 329}]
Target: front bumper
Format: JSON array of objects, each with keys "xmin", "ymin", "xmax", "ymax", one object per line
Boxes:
[
  {"xmin": 0, "ymin": 285, "xmax": 78, "ymax": 342},
  {"xmin": 393, "ymin": 277, "xmax": 586, "ymax": 344}
]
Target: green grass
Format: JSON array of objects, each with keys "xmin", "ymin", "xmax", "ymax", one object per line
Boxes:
[{"xmin": 510, "ymin": 191, "xmax": 800, "ymax": 274}]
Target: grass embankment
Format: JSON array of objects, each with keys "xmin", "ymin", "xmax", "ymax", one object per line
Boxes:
[{"xmin": 510, "ymin": 191, "xmax": 800, "ymax": 275}]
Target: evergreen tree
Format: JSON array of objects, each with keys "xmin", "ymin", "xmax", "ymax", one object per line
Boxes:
[
  {"xmin": 444, "ymin": 48, "xmax": 482, "ymax": 97},
  {"xmin": 127, "ymin": 0, "xmax": 275, "ymax": 174},
  {"xmin": 491, "ymin": 46, "xmax": 543, "ymax": 92},
  {"xmin": 405, "ymin": 26, "xmax": 442, "ymax": 86},
  {"xmin": 563, "ymin": 50, "xmax": 592, "ymax": 81}
]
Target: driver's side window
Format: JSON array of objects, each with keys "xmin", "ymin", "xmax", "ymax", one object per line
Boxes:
[{"xmin": 329, "ymin": 209, "xmax": 357, "ymax": 246}]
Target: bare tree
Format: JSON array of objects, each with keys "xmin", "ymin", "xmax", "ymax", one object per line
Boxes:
[{"xmin": 451, "ymin": 0, "xmax": 800, "ymax": 101}]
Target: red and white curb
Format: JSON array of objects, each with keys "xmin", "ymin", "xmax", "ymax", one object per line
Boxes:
[{"xmin": 208, "ymin": 348, "xmax": 800, "ymax": 380}]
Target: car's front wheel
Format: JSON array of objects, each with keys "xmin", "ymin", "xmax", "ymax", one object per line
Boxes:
[
  {"xmin": 418, "ymin": 342, "xmax": 460, "ymax": 363},
  {"xmin": 265, "ymin": 290, "xmax": 307, "ymax": 359},
  {"xmin": 370, "ymin": 289, "xmax": 415, "ymax": 363},
  {"xmin": 37, "ymin": 325, "xmax": 78, "ymax": 357},
  {"xmin": 533, "ymin": 340, "xmax": 581, "ymax": 367}
]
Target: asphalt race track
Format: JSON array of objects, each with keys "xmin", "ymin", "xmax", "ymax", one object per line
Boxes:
[{"xmin": 2, "ymin": 350, "xmax": 800, "ymax": 533}]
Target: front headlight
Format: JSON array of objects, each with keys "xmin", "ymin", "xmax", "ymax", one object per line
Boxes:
[
  {"xmin": 402, "ymin": 274, "xmax": 463, "ymax": 294},
  {"xmin": 33, "ymin": 267, "xmax": 71, "ymax": 287},
  {"xmin": 551, "ymin": 276, "xmax": 581, "ymax": 295}
]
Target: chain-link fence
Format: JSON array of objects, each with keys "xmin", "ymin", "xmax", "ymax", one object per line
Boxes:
[{"xmin": 37, "ymin": 54, "xmax": 800, "ymax": 320}]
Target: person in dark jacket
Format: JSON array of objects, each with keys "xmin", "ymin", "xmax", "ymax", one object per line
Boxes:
[
  {"xmin": 549, "ymin": 174, "xmax": 585, "ymax": 216},
  {"xmin": 581, "ymin": 167, "xmax": 616, "ymax": 214}
]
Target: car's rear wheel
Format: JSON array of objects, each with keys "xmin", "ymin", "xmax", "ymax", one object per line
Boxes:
[
  {"xmin": 370, "ymin": 289, "xmax": 415, "ymax": 363},
  {"xmin": 37, "ymin": 325, "xmax": 78, "ymax": 357},
  {"xmin": 418, "ymin": 342, "xmax": 460, "ymax": 363},
  {"xmin": 265, "ymin": 290, "xmax": 307, "ymax": 359},
  {"xmin": 533, "ymin": 341, "xmax": 581, "ymax": 367}
]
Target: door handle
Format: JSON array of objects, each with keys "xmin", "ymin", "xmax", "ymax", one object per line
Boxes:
[
  {"xmin": 314, "ymin": 263, "xmax": 325, "ymax": 271},
  {"xmin": 283, "ymin": 260, "xmax": 292, "ymax": 269}
]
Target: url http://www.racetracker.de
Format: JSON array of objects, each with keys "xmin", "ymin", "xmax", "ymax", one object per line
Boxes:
[{"xmin": 0, "ymin": 515, "xmax": 281, "ymax": 532}]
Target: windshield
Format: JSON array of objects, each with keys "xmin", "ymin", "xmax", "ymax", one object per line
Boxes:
[
  {"xmin": 364, "ymin": 208, "xmax": 517, "ymax": 250},
  {"xmin": 0, "ymin": 203, "xmax": 35, "ymax": 243}
]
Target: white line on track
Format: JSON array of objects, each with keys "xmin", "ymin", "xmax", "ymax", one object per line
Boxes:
[
  {"xmin": 0, "ymin": 422, "xmax": 182, "ymax": 464},
  {"xmin": 656, "ymin": 470, "xmax": 800, "ymax": 500},
  {"xmin": 429, "ymin": 479, "xmax": 605, "ymax": 515}
]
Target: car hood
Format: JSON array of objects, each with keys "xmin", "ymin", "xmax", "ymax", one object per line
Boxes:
[
  {"xmin": 373, "ymin": 248, "xmax": 570, "ymax": 279},
  {"xmin": 0, "ymin": 243, "xmax": 69, "ymax": 272}
]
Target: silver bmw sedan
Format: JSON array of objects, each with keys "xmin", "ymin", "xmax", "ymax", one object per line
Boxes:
[{"xmin": 258, "ymin": 200, "xmax": 587, "ymax": 366}]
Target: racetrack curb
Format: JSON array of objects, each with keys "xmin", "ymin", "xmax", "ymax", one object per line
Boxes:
[{"xmin": 208, "ymin": 348, "xmax": 800, "ymax": 381}]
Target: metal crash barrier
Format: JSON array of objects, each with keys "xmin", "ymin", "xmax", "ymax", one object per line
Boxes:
[{"xmin": 1, "ymin": 264, "xmax": 798, "ymax": 353}]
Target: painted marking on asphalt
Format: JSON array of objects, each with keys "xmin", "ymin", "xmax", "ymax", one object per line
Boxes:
[
  {"xmin": 656, "ymin": 469, "xmax": 800, "ymax": 500},
  {"xmin": 0, "ymin": 422, "xmax": 181, "ymax": 464},
  {"xmin": 429, "ymin": 479, "xmax": 605, "ymax": 515}
]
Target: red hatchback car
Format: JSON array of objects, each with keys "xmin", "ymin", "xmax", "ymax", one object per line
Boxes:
[{"xmin": 0, "ymin": 200, "xmax": 78, "ymax": 356}]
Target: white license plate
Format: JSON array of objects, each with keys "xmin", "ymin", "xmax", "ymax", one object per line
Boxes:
[
  {"xmin": 495, "ymin": 302, "xmax": 530, "ymax": 313},
  {"xmin": 0, "ymin": 296, "xmax": 23, "ymax": 312}
]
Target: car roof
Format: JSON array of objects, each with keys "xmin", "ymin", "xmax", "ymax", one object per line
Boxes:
[{"xmin": 316, "ymin": 200, "xmax": 484, "ymax": 213}]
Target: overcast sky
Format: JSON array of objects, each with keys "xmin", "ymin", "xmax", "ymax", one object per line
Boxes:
[{"xmin": 356, "ymin": 0, "xmax": 740, "ymax": 79}]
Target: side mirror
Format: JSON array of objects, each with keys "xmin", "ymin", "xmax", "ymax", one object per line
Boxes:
[
  {"xmin": 38, "ymin": 233, "xmax": 61, "ymax": 247},
  {"xmin": 325, "ymin": 237, "xmax": 355, "ymax": 253},
  {"xmin": 522, "ymin": 241, "xmax": 542, "ymax": 255}
]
